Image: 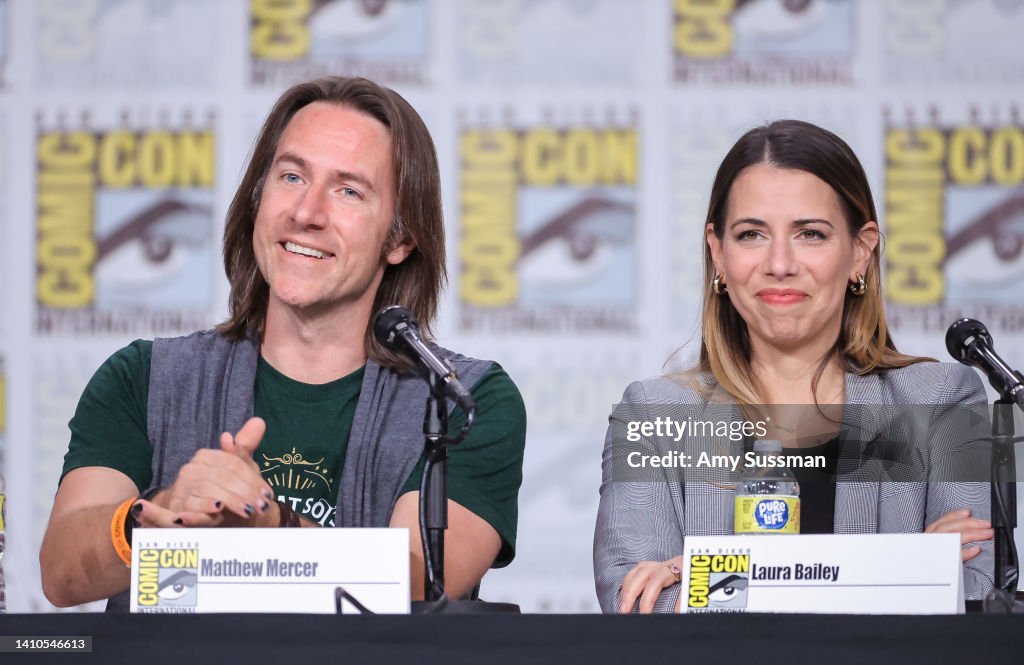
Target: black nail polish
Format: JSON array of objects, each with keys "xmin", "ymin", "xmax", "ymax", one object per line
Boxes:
[
  {"xmin": 173, "ymin": 518, "xmax": 183, "ymax": 525},
  {"xmin": 244, "ymin": 503, "xmax": 255, "ymax": 516},
  {"xmin": 260, "ymin": 500, "xmax": 269, "ymax": 512},
  {"xmin": 131, "ymin": 502, "xmax": 144, "ymax": 514},
  {"xmin": 215, "ymin": 500, "xmax": 223, "ymax": 509}
]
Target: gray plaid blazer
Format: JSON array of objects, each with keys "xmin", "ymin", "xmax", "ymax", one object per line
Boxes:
[{"xmin": 593, "ymin": 362, "xmax": 994, "ymax": 613}]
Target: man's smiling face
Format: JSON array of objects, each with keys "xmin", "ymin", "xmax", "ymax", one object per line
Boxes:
[{"xmin": 253, "ymin": 101, "xmax": 410, "ymax": 319}]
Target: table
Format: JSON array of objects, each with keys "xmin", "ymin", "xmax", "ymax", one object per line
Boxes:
[{"xmin": 1, "ymin": 612, "xmax": 1020, "ymax": 664}]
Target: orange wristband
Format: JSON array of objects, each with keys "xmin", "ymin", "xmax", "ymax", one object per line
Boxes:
[{"xmin": 110, "ymin": 498, "xmax": 135, "ymax": 568}]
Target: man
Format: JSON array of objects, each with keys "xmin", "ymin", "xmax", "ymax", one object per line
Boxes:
[{"xmin": 39, "ymin": 77, "xmax": 526, "ymax": 610}]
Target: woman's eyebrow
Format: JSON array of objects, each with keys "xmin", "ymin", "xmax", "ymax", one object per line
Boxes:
[{"xmin": 728, "ymin": 218, "xmax": 835, "ymax": 229}]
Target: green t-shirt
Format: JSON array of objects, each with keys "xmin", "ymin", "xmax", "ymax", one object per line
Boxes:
[{"xmin": 61, "ymin": 340, "xmax": 526, "ymax": 566}]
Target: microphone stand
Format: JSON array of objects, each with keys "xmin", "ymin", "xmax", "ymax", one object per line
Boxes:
[
  {"xmin": 409, "ymin": 369, "xmax": 520, "ymax": 615},
  {"xmin": 338, "ymin": 373, "xmax": 454, "ymax": 615},
  {"xmin": 370, "ymin": 307, "xmax": 520, "ymax": 613},
  {"xmin": 421, "ymin": 369, "xmax": 449, "ymax": 603},
  {"xmin": 984, "ymin": 399, "xmax": 1021, "ymax": 612}
]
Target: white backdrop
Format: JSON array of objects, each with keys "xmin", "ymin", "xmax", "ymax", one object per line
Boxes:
[{"xmin": 2, "ymin": 0, "xmax": 1023, "ymax": 613}]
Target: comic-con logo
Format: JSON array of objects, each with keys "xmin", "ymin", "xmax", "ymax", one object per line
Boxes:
[
  {"xmin": 137, "ymin": 548, "xmax": 199, "ymax": 610},
  {"xmin": 688, "ymin": 554, "xmax": 750, "ymax": 611},
  {"xmin": 673, "ymin": 0, "xmax": 854, "ymax": 84},
  {"xmin": 249, "ymin": 0, "xmax": 428, "ymax": 85},
  {"xmin": 35, "ymin": 115, "xmax": 215, "ymax": 335},
  {"xmin": 459, "ymin": 112, "xmax": 638, "ymax": 333},
  {"xmin": 884, "ymin": 110, "xmax": 1024, "ymax": 332}
]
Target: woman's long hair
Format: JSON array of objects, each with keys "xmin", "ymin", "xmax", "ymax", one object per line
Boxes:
[{"xmin": 698, "ymin": 120, "xmax": 931, "ymax": 405}]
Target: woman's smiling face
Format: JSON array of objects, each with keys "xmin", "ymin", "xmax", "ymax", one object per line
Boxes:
[{"xmin": 706, "ymin": 163, "xmax": 877, "ymax": 355}]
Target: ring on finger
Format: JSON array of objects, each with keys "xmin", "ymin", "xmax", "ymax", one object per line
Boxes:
[{"xmin": 669, "ymin": 563, "xmax": 681, "ymax": 584}]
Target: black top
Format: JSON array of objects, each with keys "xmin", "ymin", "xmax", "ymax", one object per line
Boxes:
[
  {"xmin": 744, "ymin": 436, "xmax": 840, "ymax": 535},
  {"xmin": 784, "ymin": 437, "xmax": 840, "ymax": 534}
]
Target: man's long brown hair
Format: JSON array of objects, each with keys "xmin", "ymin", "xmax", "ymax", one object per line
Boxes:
[
  {"xmin": 699, "ymin": 119, "xmax": 931, "ymax": 405},
  {"xmin": 216, "ymin": 77, "xmax": 445, "ymax": 371}
]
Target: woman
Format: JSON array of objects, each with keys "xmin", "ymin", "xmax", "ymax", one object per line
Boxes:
[{"xmin": 594, "ymin": 120, "xmax": 994, "ymax": 613}]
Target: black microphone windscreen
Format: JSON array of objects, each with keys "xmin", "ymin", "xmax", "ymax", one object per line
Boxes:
[
  {"xmin": 945, "ymin": 318, "xmax": 991, "ymax": 363},
  {"xmin": 373, "ymin": 305, "xmax": 416, "ymax": 348}
]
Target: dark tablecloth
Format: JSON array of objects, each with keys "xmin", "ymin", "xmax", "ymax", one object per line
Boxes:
[{"xmin": 1, "ymin": 612, "xmax": 1021, "ymax": 665}]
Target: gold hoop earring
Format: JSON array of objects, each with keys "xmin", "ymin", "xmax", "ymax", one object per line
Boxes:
[
  {"xmin": 849, "ymin": 273, "xmax": 866, "ymax": 296},
  {"xmin": 712, "ymin": 273, "xmax": 727, "ymax": 295}
]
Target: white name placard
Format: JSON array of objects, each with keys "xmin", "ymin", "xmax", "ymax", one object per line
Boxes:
[
  {"xmin": 130, "ymin": 527, "xmax": 410, "ymax": 614},
  {"xmin": 679, "ymin": 534, "xmax": 963, "ymax": 615}
]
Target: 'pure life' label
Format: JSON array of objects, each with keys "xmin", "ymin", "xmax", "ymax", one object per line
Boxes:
[{"xmin": 735, "ymin": 496, "xmax": 800, "ymax": 534}]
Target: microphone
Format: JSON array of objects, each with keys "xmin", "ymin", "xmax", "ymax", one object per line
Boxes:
[
  {"xmin": 946, "ymin": 318, "xmax": 1024, "ymax": 406},
  {"xmin": 373, "ymin": 305, "xmax": 476, "ymax": 414}
]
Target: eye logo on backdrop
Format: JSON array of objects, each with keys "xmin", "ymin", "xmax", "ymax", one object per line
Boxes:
[
  {"xmin": 883, "ymin": 0, "xmax": 1024, "ymax": 84},
  {"xmin": 34, "ymin": 112, "xmax": 216, "ymax": 336},
  {"xmin": 672, "ymin": 0, "xmax": 854, "ymax": 85},
  {"xmin": 249, "ymin": 0, "xmax": 429, "ymax": 86},
  {"xmin": 458, "ymin": 108, "xmax": 639, "ymax": 333},
  {"xmin": 885, "ymin": 108, "xmax": 1024, "ymax": 333},
  {"xmin": 34, "ymin": 0, "xmax": 220, "ymax": 88}
]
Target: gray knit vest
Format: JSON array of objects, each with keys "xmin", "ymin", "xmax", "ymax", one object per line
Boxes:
[{"xmin": 107, "ymin": 330, "xmax": 492, "ymax": 612}]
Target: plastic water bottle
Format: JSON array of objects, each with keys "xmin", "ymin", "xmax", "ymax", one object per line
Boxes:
[
  {"xmin": 0, "ymin": 471, "xmax": 6, "ymax": 613},
  {"xmin": 734, "ymin": 439, "xmax": 800, "ymax": 534}
]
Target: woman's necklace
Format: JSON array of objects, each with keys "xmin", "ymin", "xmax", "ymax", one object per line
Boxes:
[
  {"xmin": 763, "ymin": 386, "xmax": 844, "ymax": 444},
  {"xmin": 766, "ymin": 416, "xmax": 798, "ymax": 434}
]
